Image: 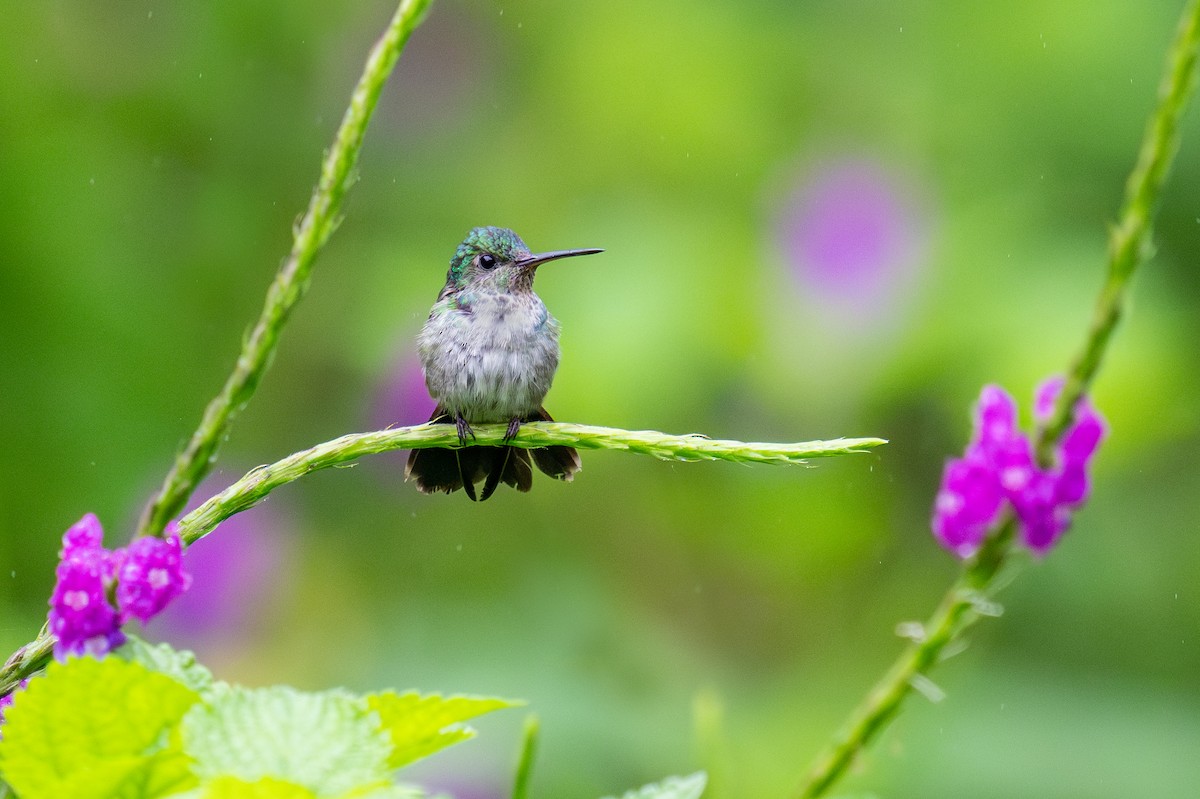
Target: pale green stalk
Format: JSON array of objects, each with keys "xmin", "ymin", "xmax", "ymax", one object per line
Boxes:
[
  {"xmin": 0, "ymin": 425, "xmax": 881, "ymax": 693},
  {"xmin": 1039, "ymin": 0, "xmax": 1200, "ymax": 458},
  {"xmin": 135, "ymin": 0, "xmax": 432, "ymax": 540},
  {"xmin": 795, "ymin": 2, "xmax": 1200, "ymax": 796},
  {"xmin": 177, "ymin": 423, "xmax": 885, "ymax": 546},
  {"xmin": 512, "ymin": 715, "xmax": 540, "ymax": 799}
]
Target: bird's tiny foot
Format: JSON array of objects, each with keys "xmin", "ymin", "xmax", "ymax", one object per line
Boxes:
[
  {"xmin": 503, "ymin": 417, "xmax": 522, "ymax": 443},
  {"xmin": 455, "ymin": 413, "xmax": 476, "ymax": 446}
]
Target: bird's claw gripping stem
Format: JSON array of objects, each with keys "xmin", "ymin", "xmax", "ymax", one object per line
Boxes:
[{"xmin": 454, "ymin": 413, "xmax": 477, "ymax": 447}]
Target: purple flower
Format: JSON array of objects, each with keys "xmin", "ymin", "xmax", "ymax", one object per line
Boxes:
[
  {"xmin": 1061, "ymin": 407, "xmax": 1105, "ymax": 467},
  {"xmin": 115, "ymin": 523, "xmax": 192, "ymax": 624},
  {"xmin": 62, "ymin": 512, "xmax": 105, "ymax": 552},
  {"xmin": 47, "ymin": 514, "xmax": 193, "ymax": 659},
  {"xmin": 972, "ymin": 385, "xmax": 1020, "ymax": 451},
  {"xmin": 774, "ymin": 158, "xmax": 928, "ymax": 332},
  {"xmin": 1034, "ymin": 377, "xmax": 1106, "ymax": 465},
  {"xmin": 1033, "ymin": 377, "xmax": 1061, "ymax": 418},
  {"xmin": 932, "ymin": 456, "xmax": 1005, "ymax": 557},
  {"xmin": 1054, "ymin": 463, "xmax": 1090, "ymax": 505},
  {"xmin": 932, "ymin": 379, "xmax": 1107, "ymax": 558},
  {"xmin": 48, "ymin": 516, "xmax": 124, "ymax": 659},
  {"xmin": 1009, "ymin": 470, "xmax": 1071, "ymax": 553}
]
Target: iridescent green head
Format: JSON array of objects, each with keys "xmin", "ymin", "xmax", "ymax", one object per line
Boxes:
[
  {"xmin": 449, "ymin": 227, "xmax": 530, "ymax": 284},
  {"xmin": 444, "ymin": 226, "xmax": 603, "ymax": 293}
]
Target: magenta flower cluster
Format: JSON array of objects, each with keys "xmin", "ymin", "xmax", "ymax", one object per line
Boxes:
[
  {"xmin": 932, "ymin": 378, "xmax": 1106, "ymax": 558},
  {"xmin": 47, "ymin": 514, "xmax": 192, "ymax": 659}
]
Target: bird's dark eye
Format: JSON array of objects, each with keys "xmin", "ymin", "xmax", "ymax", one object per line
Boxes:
[{"xmin": 478, "ymin": 253, "xmax": 497, "ymax": 270}]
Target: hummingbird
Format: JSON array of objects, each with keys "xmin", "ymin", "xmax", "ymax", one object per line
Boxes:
[{"xmin": 405, "ymin": 226, "xmax": 602, "ymax": 501}]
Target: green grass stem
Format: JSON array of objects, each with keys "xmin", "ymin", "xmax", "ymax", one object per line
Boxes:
[
  {"xmin": 795, "ymin": 3, "xmax": 1200, "ymax": 795},
  {"xmin": 134, "ymin": 0, "xmax": 433, "ymax": 540},
  {"xmin": 0, "ymin": 423, "xmax": 881, "ymax": 693},
  {"xmin": 0, "ymin": 0, "xmax": 433, "ymax": 701},
  {"xmin": 512, "ymin": 715, "xmax": 540, "ymax": 799},
  {"xmin": 176, "ymin": 423, "xmax": 885, "ymax": 546}
]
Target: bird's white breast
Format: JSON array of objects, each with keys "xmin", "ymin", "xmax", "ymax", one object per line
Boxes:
[{"xmin": 417, "ymin": 293, "xmax": 561, "ymax": 422}]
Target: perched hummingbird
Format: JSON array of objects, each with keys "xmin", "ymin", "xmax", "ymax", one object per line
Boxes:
[{"xmin": 405, "ymin": 226, "xmax": 602, "ymax": 501}]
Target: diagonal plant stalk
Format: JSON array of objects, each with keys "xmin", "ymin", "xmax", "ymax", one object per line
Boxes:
[
  {"xmin": 795, "ymin": 2, "xmax": 1200, "ymax": 796},
  {"xmin": 0, "ymin": 425, "xmax": 883, "ymax": 694},
  {"xmin": 0, "ymin": 0, "xmax": 432, "ymax": 702},
  {"xmin": 511, "ymin": 715, "xmax": 540, "ymax": 799},
  {"xmin": 135, "ymin": 0, "xmax": 433, "ymax": 541}
]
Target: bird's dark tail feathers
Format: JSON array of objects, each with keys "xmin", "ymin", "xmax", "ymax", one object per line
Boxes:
[{"xmin": 404, "ymin": 406, "xmax": 581, "ymax": 501}]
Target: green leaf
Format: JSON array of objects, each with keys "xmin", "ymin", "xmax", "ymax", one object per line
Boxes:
[
  {"xmin": 25, "ymin": 757, "xmax": 145, "ymax": 798},
  {"xmin": 128, "ymin": 745, "xmax": 198, "ymax": 799},
  {"xmin": 601, "ymin": 773, "xmax": 707, "ymax": 799},
  {"xmin": 170, "ymin": 775, "xmax": 421, "ymax": 799},
  {"xmin": 118, "ymin": 636, "xmax": 218, "ymax": 698},
  {"xmin": 33, "ymin": 752, "xmax": 195, "ymax": 799},
  {"xmin": 182, "ymin": 686, "xmax": 392, "ymax": 796},
  {"xmin": 0, "ymin": 657, "xmax": 201, "ymax": 799},
  {"xmin": 189, "ymin": 776, "xmax": 318, "ymax": 799},
  {"xmin": 338, "ymin": 786, "xmax": 422, "ymax": 799},
  {"xmin": 364, "ymin": 691, "xmax": 518, "ymax": 769}
]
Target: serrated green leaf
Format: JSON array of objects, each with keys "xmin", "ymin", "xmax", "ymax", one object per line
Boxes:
[
  {"xmin": 173, "ymin": 774, "xmax": 416, "ymax": 799},
  {"xmin": 335, "ymin": 785, "xmax": 422, "ymax": 799},
  {"xmin": 38, "ymin": 749, "xmax": 195, "ymax": 799},
  {"xmin": 30, "ymin": 756, "xmax": 146, "ymax": 798},
  {"xmin": 177, "ymin": 772, "xmax": 417, "ymax": 796},
  {"xmin": 119, "ymin": 636, "xmax": 219, "ymax": 698},
  {"xmin": 601, "ymin": 772, "xmax": 707, "ymax": 799},
  {"xmin": 0, "ymin": 657, "xmax": 201, "ymax": 799},
  {"xmin": 191, "ymin": 776, "xmax": 318, "ymax": 799},
  {"xmin": 124, "ymin": 746, "xmax": 198, "ymax": 799},
  {"xmin": 364, "ymin": 691, "xmax": 518, "ymax": 769},
  {"xmin": 182, "ymin": 686, "xmax": 392, "ymax": 796}
]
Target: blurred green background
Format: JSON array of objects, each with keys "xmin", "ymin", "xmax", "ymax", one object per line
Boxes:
[{"xmin": 3, "ymin": 1, "xmax": 1199, "ymax": 796}]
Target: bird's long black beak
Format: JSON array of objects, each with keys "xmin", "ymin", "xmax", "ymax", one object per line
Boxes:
[{"xmin": 517, "ymin": 248, "xmax": 604, "ymax": 269}]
